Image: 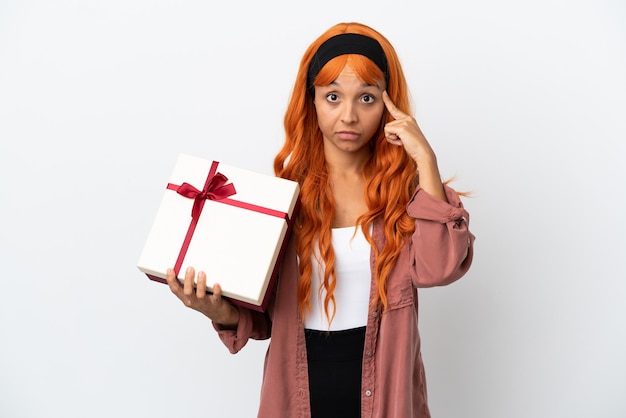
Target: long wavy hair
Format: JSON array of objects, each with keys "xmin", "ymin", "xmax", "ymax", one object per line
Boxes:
[{"xmin": 274, "ymin": 22, "xmax": 418, "ymax": 321}]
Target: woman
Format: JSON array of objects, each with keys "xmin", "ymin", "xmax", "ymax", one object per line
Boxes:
[{"xmin": 166, "ymin": 22, "xmax": 475, "ymax": 418}]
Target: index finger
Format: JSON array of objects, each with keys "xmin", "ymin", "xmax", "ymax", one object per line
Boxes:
[{"xmin": 382, "ymin": 91, "xmax": 407, "ymax": 120}]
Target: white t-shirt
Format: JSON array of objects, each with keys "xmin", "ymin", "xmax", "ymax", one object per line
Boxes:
[{"xmin": 304, "ymin": 225, "xmax": 372, "ymax": 331}]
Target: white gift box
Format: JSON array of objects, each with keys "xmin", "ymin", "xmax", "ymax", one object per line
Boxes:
[{"xmin": 137, "ymin": 153, "xmax": 300, "ymax": 312}]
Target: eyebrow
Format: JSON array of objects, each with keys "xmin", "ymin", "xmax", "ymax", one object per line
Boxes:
[{"xmin": 326, "ymin": 80, "xmax": 382, "ymax": 89}]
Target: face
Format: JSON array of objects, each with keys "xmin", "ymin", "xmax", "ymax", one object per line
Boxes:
[{"xmin": 313, "ymin": 65, "xmax": 385, "ymax": 159}]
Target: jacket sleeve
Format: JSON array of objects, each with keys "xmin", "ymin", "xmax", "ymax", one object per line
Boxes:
[
  {"xmin": 407, "ymin": 184, "xmax": 475, "ymax": 287},
  {"xmin": 212, "ymin": 307, "xmax": 272, "ymax": 354}
]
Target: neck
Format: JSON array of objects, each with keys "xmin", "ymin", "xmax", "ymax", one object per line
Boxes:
[{"xmin": 323, "ymin": 148, "xmax": 370, "ymax": 177}]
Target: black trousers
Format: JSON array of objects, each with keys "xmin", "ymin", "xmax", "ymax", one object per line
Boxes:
[{"xmin": 305, "ymin": 326, "xmax": 366, "ymax": 418}]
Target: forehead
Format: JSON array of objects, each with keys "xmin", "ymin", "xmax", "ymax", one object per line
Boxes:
[
  {"xmin": 315, "ymin": 54, "xmax": 386, "ymax": 87},
  {"xmin": 321, "ymin": 65, "xmax": 383, "ymax": 89}
]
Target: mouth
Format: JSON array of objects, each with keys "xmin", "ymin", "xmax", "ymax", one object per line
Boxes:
[{"xmin": 336, "ymin": 131, "xmax": 360, "ymax": 141}]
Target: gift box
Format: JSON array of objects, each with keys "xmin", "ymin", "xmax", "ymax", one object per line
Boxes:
[{"xmin": 137, "ymin": 153, "xmax": 300, "ymax": 312}]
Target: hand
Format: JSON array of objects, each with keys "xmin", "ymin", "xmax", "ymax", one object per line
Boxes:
[
  {"xmin": 166, "ymin": 267, "xmax": 239, "ymax": 328},
  {"xmin": 382, "ymin": 91, "xmax": 447, "ymax": 202},
  {"xmin": 382, "ymin": 91, "xmax": 436, "ymax": 165}
]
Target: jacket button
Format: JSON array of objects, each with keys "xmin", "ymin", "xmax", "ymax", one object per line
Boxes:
[
  {"xmin": 365, "ymin": 390, "xmax": 372, "ymax": 397},
  {"xmin": 371, "ymin": 311, "xmax": 378, "ymax": 317}
]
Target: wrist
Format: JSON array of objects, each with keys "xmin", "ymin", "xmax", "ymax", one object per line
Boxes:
[
  {"xmin": 216, "ymin": 304, "xmax": 240, "ymax": 329},
  {"xmin": 415, "ymin": 158, "xmax": 447, "ymax": 202}
]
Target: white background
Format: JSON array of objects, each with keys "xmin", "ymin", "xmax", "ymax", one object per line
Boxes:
[{"xmin": 1, "ymin": 1, "xmax": 625, "ymax": 417}]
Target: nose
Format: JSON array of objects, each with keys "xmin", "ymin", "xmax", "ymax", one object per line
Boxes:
[{"xmin": 340, "ymin": 101, "xmax": 358, "ymax": 124}]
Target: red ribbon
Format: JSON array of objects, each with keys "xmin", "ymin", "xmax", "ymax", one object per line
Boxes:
[
  {"xmin": 168, "ymin": 172, "xmax": 236, "ymax": 219},
  {"xmin": 166, "ymin": 161, "xmax": 290, "ymax": 276}
]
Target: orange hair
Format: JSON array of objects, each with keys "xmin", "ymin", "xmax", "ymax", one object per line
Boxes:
[{"xmin": 274, "ymin": 22, "xmax": 418, "ymax": 320}]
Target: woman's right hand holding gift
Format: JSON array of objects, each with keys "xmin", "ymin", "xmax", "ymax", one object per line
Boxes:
[{"xmin": 166, "ymin": 267, "xmax": 240, "ymax": 329}]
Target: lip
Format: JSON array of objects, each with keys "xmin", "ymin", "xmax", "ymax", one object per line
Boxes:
[{"xmin": 336, "ymin": 131, "xmax": 360, "ymax": 140}]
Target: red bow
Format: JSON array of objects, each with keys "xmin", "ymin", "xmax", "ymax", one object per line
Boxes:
[{"xmin": 168, "ymin": 172, "xmax": 236, "ymax": 219}]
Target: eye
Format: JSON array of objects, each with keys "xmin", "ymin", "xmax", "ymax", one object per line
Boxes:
[
  {"xmin": 326, "ymin": 93, "xmax": 339, "ymax": 102},
  {"xmin": 361, "ymin": 94, "xmax": 376, "ymax": 104}
]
